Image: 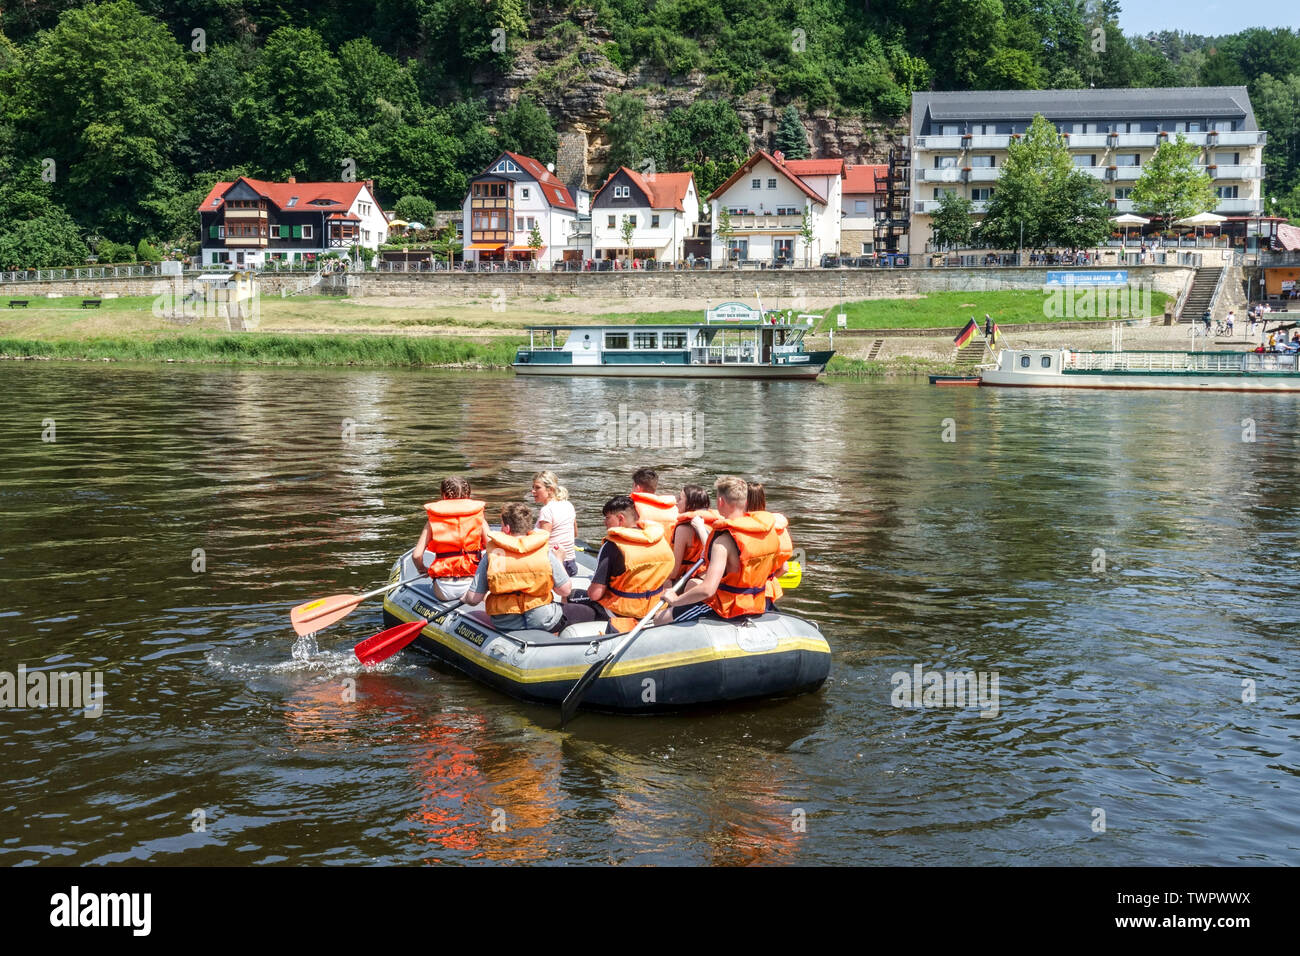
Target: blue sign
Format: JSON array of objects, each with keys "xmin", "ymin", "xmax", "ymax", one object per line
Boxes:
[{"xmin": 1044, "ymin": 270, "xmax": 1129, "ymax": 286}]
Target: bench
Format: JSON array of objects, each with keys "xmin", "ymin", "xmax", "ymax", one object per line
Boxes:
[
  {"xmin": 7, "ymin": 300, "xmax": 29, "ymax": 308},
  {"xmin": 80, "ymin": 299, "xmax": 102, "ymax": 309}
]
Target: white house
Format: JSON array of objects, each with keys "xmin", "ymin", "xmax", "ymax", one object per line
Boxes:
[
  {"xmin": 197, "ymin": 176, "xmax": 389, "ymax": 269},
  {"xmin": 461, "ymin": 151, "xmax": 582, "ymax": 268},
  {"xmin": 841, "ymin": 163, "xmax": 887, "ymax": 256},
  {"xmin": 590, "ymin": 168, "xmax": 698, "ymax": 262},
  {"xmin": 708, "ymin": 151, "xmax": 844, "ymax": 265}
]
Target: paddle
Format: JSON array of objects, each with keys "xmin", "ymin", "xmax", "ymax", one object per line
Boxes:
[
  {"xmin": 290, "ymin": 574, "xmax": 424, "ymax": 637},
  {"xmin": 559, "ymin": 557, "xmax": 706, "ymax": 728},
  {"xmin": 354, "ymin": 618, "xmax": 427, "ymax": 666},
  {"xmin": 777, "ymin": 560, "xmax": 802, "ymax": 590}
]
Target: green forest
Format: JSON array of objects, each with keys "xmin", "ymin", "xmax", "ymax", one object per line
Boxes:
[{"xmin": 0, "ymin": 0, "xmax": 1298, "ymax": 266}]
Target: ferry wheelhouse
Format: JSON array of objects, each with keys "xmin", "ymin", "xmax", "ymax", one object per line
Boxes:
[{"xmin": 512, "ymin": 301, "xmax": 834, "ymax": 379}]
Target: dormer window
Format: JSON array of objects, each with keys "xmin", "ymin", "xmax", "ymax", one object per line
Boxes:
[
  {"xmin": 614, "ymin": 185, "xmax": 629, "ymax": 199},
  {"xmin": 287, "ymin": 197, "xmax": 299, "ymax": 207}
]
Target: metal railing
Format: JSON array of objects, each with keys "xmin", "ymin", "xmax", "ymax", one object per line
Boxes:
[
  {"xmin": 0, "ymin": 264, "xmax": 175, "ymax": 282},
  {"xmin": 1066, "ymin": 350, "xmax": 1297, "ymax": 373}
]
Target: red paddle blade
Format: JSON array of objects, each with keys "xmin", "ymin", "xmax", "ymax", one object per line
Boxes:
[
  {"xmin": 354, "ymin": 619, "xmax": 426, "ymax": 666},
  {"xmin": 290, "ymin": 593, "xmax": 365, "ymax": 637}
]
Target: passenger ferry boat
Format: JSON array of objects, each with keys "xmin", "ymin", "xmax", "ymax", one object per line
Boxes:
[
  {"xmin": 981, "ymin": 347, "xmax": 1300, "ymax": 391},
  {"xmin": 512, "ymin": 301, "xmax": 834, "ymax": 379}
]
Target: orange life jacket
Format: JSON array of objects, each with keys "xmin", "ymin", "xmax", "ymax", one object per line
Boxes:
[
  {"xmin": 631, "ymin": 492, "xmax": 679, "ymax": 535},
  {"xmin": 674, "ymin": 509, "xmax": 722, "ymax": 569},
  {"xmin": 483, "ymin": 529, "xmax": 554, "ymax": 617},
  {"xmin": 422, "ymin": 498, "xmax": 486, "ymax": 578},
  {"xmin": 706, "ymin": 512, "xmax": 781, "ymax": 619},
  {"xmin": 753, "ymin": 511, "xmax": 792, "ymax": 602},
  {"xmin": 599, "ymin": 523, "xmax": 676, "ymax": 621}
]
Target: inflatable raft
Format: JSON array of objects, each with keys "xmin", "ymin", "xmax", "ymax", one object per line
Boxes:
[{"xmin": 381, "ymin": 548, "xmax": 831, "ymax": 714}]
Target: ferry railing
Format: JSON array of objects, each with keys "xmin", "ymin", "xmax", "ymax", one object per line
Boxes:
[{"xmin": 1066, "ymin": 350, "xmax": 1295, "ymax": 373}]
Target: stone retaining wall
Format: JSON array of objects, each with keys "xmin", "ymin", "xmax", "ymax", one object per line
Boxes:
[{"xmin": 0, "ymin": 265, "xmax": 1193, "ymax": 304}]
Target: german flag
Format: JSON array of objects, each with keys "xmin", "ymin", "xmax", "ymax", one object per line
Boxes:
[
  {"xmin": 954, "ymin": 318, "xmax": 979, "ymax": 348},
  {"xmin": 990, "ymin": 322, "xmax": 1003, "ymax": 347}
]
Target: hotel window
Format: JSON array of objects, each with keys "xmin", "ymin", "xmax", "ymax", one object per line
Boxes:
[
  {"xmin": 1214, "ymin": 120, "xmax": 1235, "ymax": 132},
  {"xmin": 1216, "ymin": 185, "xmax": 1239, "ymax": 199},
  {"xmin": 767, "ymin": 179, "xmax": 777, "ymax": 189},
  {"xmin": 302, "ymin": 225, "xmax": 312, "ymax": 239},
  {"xmin": 1114, "ymin": 188, "xmax": 1133, "ymax": 199},
  {"xmin": 971, "ymin": 188, "xmax": 993, "ymax": 201},
  {"xmin": 941, "ymin": 125, "xmax": 960, "ymax": 135},
  {"xmin": 752, "ymin": 178, "xmax": 762, "ymax": 189},
  {"xmin": 935, "ymin": 155, "xmax": 959, "ymax": 168},
  {"xmin": 662, "ymin": 332, "xmax": 687, "ymax": 349},
  {"xmin": 777, "ymin": 206, "xmax": 798, "ymax": 215},
  {"xmin": 1188, "ymin": 122, "xmax": 1202, "ymax": 132},
  {"xmin": 604, "ymin": 332, "xmax": 630, "ymax": 349},
  {"xmin": 1115, "ymin": 153, "xmax": 1140, "ymax": 166},
  {"xmin": 1073, "ymin": 155, "xmax": 1097, "ymax": 167},
  {"xmin": 855, "ymin": 200, "xmax": 868, "ymax": 213},
  {"xmin": 1214, "ymin": 152, "xmax": 1240, "ymax": 166},
  {"xmin": 651, "ymin": 214, "xmax": 660, "ymax": 228},
  {"xmin": 633, "ymin": 332, "xmax": 658, "ymax": 349},
  {"xmin": 933, "ymin": 188, "xmax": 956, "ymax": 199},
  {"xmin": 970, "ymin": 155, "xmax": 994, "ymax": 167}
]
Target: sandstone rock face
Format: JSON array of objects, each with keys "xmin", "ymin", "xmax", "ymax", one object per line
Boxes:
[{"xmin": 478, "ymin": 17, "xmax": 910, "ymax": 193}]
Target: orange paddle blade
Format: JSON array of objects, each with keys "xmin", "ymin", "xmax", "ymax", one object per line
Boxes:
[
  {"xmin": 355, "ymin": 619, "xmax": 426, "ymax": 666},
  {"xmin": 290, "ymin": 593, "xmax": 365, "ymax": 637}
]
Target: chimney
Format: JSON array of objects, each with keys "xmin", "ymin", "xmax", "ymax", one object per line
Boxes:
[
  {"xmin": 773, "ymin": 150, "xmax": 785, "ymax": 165},
  {"xmin": 365, "ymin": 179, "xmax": 374, "ymax": 194},
  {"xmin": 287, "ymin": 175, "xmax": 296, "ymax": 184}
]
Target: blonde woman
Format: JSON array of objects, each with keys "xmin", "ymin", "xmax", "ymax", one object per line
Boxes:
[{"xmin": 532, "ymin": 470, "xmax": 578, "ymax": 576}]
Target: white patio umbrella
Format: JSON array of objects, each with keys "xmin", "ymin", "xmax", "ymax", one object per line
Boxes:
[
  {"xmin": 1175, "ymin": 211, "xmax": 1227, "ymax": 242},
  {"xmin": 1110, "ymin": 213, "xmax": 1149, "ymax": 246}
]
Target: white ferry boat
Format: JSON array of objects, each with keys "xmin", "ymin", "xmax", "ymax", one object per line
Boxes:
[
  {"xmin": 512, "ymin": 301, "xmax": 834, "ymax": 379},
  {"xmin": 981, "ymin": 347, "xmax": 1300, "ymax": 392}
]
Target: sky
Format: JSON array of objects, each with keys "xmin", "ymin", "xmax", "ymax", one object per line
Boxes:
[{"xmin": 1118, "ymin": 0, "xmax": 1298, "ymax": 37}]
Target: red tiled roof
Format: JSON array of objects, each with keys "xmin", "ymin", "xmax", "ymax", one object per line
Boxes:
[
  {"xmin": 707, "ymin": 151, "xmax": 828, "ymax": 205},
  {"xmin": 783, "ymin": 158, "xmax": 845, "ymax": 177},
  {"xmin": 596, "ymin": 168, "xmax": 696, "ymax": 211},
  {"xmin": 1278, "ymin": 223, "xmax": 1300, "ymax": 252},
  {"xmin": 501, "ymin": 151, "xmax": 576, "ymax": 210},
  {"xmin": 197, "ymin": 176, "xmax": 377, "ymax": 214},
  {"xmin": 844, "ymin": 163, "xmax": 888, "ymax": 195}
]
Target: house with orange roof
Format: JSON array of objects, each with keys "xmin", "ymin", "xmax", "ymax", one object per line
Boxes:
[
  {"xmin": 197, "ymin": 175, "xmax": 388, "ymax": 269},
  {"xmin": 708, "ymin": 151, "xmax": 844, "ymax": 265},
  {"xmin": 460, "ymin": 151, "xmax": 582, "ymax": 268},
  {"xmin": 842, "ymin": 163, "xmax": 888, "ymax": 256},
  {"xmin": 590, "ymin": 168, "xmax": 699, "ymax": 263}
]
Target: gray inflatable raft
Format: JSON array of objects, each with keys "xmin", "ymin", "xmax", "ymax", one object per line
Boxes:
[{"xmin": 381, "ymin": 548, "xmax": 831, "ymax": 714}]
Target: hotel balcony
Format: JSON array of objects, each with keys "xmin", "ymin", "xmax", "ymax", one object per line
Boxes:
[
  {"xmin": 1211, "ymin": 164, "xmax": 1264, "ymax": 180},
  {"xmin": 968, "ymin": 135, "xmax": 1011, "ymax": 149},
  {"xmin": 224, "ymin": 236, "xmax": 268, "ymax": 248},
  {"xmin": 1077, "ymin": 166, "xmax": 1108, "ymax": 179},
  {"xmin": 1109, "ymin": 166, "xmax": 1143, "ymax": 181},
  {"xmin": 1064, "ymin": 134, "xmax": 1110, "ymax": 148},
  {"xmin": 1214, "ymin": 130, "xmax": 1266, "ymax": 146},
  {"xmin": 1110, "ymin": 199, "xmax": 1136, "ymax": 213},
  {"xmin": 1215, "ymin": 198, "xmax": 1262, "ymax": 214},
  {"xmin": 918, "ymin": 168, "xmax": 963, "ymax": 183},
  {"xmin": 968, "ymin": 167, "xmax": 999, "ymax": 182},
  {"xmin": 223, "ymin": 208, "xmax": 267, "ymax": 219},
  {"xmin": 913, "ymin": 199, "xmax": 989, "ymax": 215}
]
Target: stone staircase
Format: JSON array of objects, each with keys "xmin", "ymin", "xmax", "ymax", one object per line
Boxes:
[
  {"xmin": 866, "ymin": 338, "xmax": 885, "ymax": 360},
  {"xmin": 955, "ymin": 339, "xmax": 989, "ymax": 367},
  {"xmin": 1178, "ymin": 266, "xmax": 1223, "ymax": 322}
]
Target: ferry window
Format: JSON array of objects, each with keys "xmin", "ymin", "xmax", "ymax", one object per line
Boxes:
[
  {"xmin": 1041, "ymin": 356, "xmax": 1052, "ymax": 368},
  {"xmin": 605, "ymin": 332, "xmax": 629, "ymax": 349},
  {"xmin": 633, "ymin": 332, "xmax": 658, "ymax": 349},
  {"xmin": 1020, "ymin": 356, "xmax": 1031, "ymax": 368},
  {"xmin": 662, "ymin": 332, "xmax": 687, "ymax": 349}
]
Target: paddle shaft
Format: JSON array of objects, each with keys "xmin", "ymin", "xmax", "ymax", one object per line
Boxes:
[{"xmin": 560, "ymin": 557, "xmax": 706, "ymax": 727}]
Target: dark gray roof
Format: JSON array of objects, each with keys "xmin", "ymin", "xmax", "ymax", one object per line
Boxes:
[{"xmin": 911, "ymin": 87, "xmax": 1257, "ymax": 135}]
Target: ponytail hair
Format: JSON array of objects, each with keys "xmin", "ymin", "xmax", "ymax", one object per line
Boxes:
[
  {"xmin": 441, "ymin": 476, "xmax": 472, "ymax": 499},
  {"xmin": 533, "ymin": 470, "xmax": 568, "ymax": 501}
]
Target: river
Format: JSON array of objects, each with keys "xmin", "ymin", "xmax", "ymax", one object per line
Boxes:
[{"xmin": 0, "ymin": 363, "xmax": 1296, "ymax": 864}]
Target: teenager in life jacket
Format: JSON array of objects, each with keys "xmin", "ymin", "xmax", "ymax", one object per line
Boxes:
[
  {"xmin": 656, "ymin": 476, "xmax": 781, "ymax": 625},
  {"xmin": 412, "ymin": 477, "xmax": 490, "ymax": 601},
  {"xmin": 747, "ymin": 480, "xmax": 793, "ymax": 610},
  {"xmin": 670, "ymin": 484, "xmax": 720, "ymax": 579},
  {"xmin": 462, "ymin": 503, "xmax": 572, "ymax": 633},
  {"xmin": 629, "ymin": 467, "xmax": 679, "ymax": 536},
  {"xmin": 560, "ymin": 495, "xmax": 675, "ymax": 632}
]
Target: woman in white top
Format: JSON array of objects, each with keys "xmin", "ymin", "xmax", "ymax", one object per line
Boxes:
[{"xmin": 532, "ymin": 470, "xmax": 578, "ymax": 576}]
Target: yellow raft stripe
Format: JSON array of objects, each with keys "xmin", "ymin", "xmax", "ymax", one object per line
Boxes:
[{"xmin": 384, "ymin": 600, "xmax": 830, "ymax": 685}]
